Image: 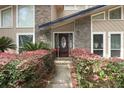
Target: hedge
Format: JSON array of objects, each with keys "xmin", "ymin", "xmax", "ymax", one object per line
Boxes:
[
  {"xmin": 70, "ymin": 48, "xmax": 124, "ymax": 88},
  {"xmin": 0, "ymin": 50, "xmax": 56, "ymax": 88}
]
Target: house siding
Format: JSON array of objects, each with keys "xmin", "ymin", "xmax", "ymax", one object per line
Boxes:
[
  {"xmin": 75, "ymin": 16, "xmax": 91, "ymax": 50},
  {"xmin": 0, "ymin": 6, "xmax": 34, "ymax": 43},
  {"xmin": 92, "ymin": 5, "xmax": 124, "ymax": 58}
]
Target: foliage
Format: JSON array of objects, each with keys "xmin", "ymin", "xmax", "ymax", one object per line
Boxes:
[
  {"xmin": 0, "ymin": 49, "xmax": 56, "ymax": 88},
  {"xmin": 22, "ymin": 42, "xmax": 50, "ymax": 51},
  {"xmin": 0, "ymin": 36, "xmax": 15, "ymax": 52},
  {"xmin": 0, "ymin": 52, "xmax": 17, "ymax": 69},
  {"xmin": 71, "ymin": 48, "xmax": 124, "ymax": 88}
]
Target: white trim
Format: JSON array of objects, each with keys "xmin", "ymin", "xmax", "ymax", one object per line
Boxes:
[
  {"xmin": 108, "ymin": 6, "xmax": 123, "ymax": 20},
  {"xmin": 0, "ymin": 6, "xmax": 13, "ymax": 28},
  {"xmin": 64, "ymin": 5, "xmax": 76, "ymax": 10},
  {"xmin": 16, "ymin": 33, "xmax": 35, "ymax": 53},
  {"xmin": 91, "ymin": 32, "xmax": 106, "ymax": 57},
  {"xmin": 33, "ymin": 5, "xmax": 35, "ymax": 43},
  {"xmin": 16, "ymin": 5, "xmax": 35, "ymax": 28},
  {"xmin": 108, "ymin": 32, "xmax": 123, "ymax": 58},
  {"xmin": 64, "ymin": 5, "xmax": 89, "ymax": 10},
  {"xmin": 53, "ymin": 31, "xmax": 74, "ymax": 57},
  {"xmin": 91, "ymin": 11, "xmax": 106, "ymax": 20}
]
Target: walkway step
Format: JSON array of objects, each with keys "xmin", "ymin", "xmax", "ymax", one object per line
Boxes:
[{"xmin": 47, "ymin": 63, "xmax": 72, "ymax": 88}]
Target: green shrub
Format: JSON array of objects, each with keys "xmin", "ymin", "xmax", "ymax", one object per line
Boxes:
[
  {"xmin": 74, "ymin": 58, "xmax": 124, "ymax": 88},
  {"xmin": 22, "ymin": 42, "xmax": 50, "ymax": 51},
  {"xmin": 0, "ymin": 50, "xmax": 56, "ymax": 88},
  {"xmin": 0, "ymin": 36, "xmax": 15, "ymax": 52},
  {"xmin": 0, "ymin": 60, "xmax": 21, "ymax": 88}
]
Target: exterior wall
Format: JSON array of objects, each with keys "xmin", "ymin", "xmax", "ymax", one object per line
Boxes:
[
  {"xmin": 75, "ymin": 16, "xmax": 91, "ymax": 50},
  {"xmin": 35, "ymin": 5, "xmax": 52, "ymax": 46},
  {"xmin": 92, "ymin": 5, "xmax": 124, "ymax": 32},
  {"xmin": 51, "ymin": 6, "xmax": 57, "ymax": 20},
  {"xmin": 92, "ymin": 5, "xmax": 124, "ymax": 58},
  {"xmin": 53, "ymin": 22, "xmax": 74, "ymax": 32},
  {"xmin": 0, "ymin": 5, "xmax": 34, "ymax": 43},
  {"xmin": 58, "ymin": 6, "xmax": 94, "ymax": 18}
]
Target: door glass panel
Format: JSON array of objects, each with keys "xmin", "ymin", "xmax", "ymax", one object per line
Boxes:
[
  {"xmin": 69, "ymin": 33, "xmax": 73, "ymax": 49},
  {"xmin": 61, "ymin": 36, "xmax": 66, "ymax": 48}
]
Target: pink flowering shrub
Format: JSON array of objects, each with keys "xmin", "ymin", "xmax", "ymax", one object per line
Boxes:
[
  {"xmin": 0, "ymin": 52, "xmax": 17, "ymax": 69},
  {"xmin": 70, "ymin": 48, "xmax": 102, "ymax": 60},
  {"xmin": 0, "ymin": 49, "xmax": 56, "ymax": 88},
  {"xmin": 18, "ymin": 50, "xmax": 49, "ymax": 60},
  {"xmin": 70, "ymin": 48, "xmax": 124, "ymax": 88}
]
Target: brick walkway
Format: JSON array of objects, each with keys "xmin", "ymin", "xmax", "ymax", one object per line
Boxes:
[{"xmin": 47, "ymin": 62, "xmax": 72, "ymax": 88}]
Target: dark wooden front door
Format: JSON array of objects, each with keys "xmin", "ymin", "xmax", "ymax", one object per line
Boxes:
[{"xmin": 59, "ymin": 34, "xmax": 69, "ymax": 57}]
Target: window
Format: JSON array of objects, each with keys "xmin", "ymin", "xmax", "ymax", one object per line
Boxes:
[
  {"xmin": 17, "ymin": 5, "xmax": 34, "ymax": 27},
  {"xmin": 64, "ymin": 5, "xmax": 92, "ymax": 10},
  {"xmin": 109, "ymin": 33, "xmax": 123, "ymax": 58},
  {"xmin": 109, "ymin": 6, "xmax": 122, "ymax": 19},
  {"xmin": 92, "ymin": 12, "xmax": 105, "ymax": 20},
  {"xmin": 17, "ymin": 34, "xmax": 34, "ymax": 53},
  {"xmin": 1, "ymin": 7, "xmax": 12, "ymax": 28},
  {"xmin": 92, "ymin": 33, "xmax": 105, "ymax": 57},
  {"xmin": 64, "ymin": 5, "xmax": 75, "ymax": 10}
]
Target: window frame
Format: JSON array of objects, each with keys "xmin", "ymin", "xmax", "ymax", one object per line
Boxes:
[
  {"xmin": 108, "ymin": 32, "xmax": 123, "ymax": 58},
  {"xmin": 91, "ymin": 32, "xmax": 106, "ymax": 57},
  {"xmin": 64, "ymin": 5, "xmax": 89, "ymax": 10},
  {"xmin": 16, "ymin": 5, "xmax": 35, "ymax": 28},
  {"xmin": 108, "ymin": 6, "xmax": 123, "ymax": 20},
  {"xmin": 91, "ymin": 11, "xmax": 106, "ymax": 20},
  {"xmin": 16, "ymin": 33, "xmax": 35, "ymax": 53},
  {"xmin": 0, "ymin": 6, "xmax": 13, "ymax": 28}
]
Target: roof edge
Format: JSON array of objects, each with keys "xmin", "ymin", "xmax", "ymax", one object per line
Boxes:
[{"xmin": 39, "ymin": 5, "xmax": 106, "ymax": 29}]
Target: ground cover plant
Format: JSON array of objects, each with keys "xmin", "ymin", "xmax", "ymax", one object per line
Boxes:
[{"xmin": 70, "ymin": 48, "xmax": 124, "ymax": 88}]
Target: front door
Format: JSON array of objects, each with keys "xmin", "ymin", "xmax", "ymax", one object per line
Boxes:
[
  {"xmin": 54, "ymin": 33, "xmax": 73, "ymax": 57},
  {"xmin": 59, "ymin": 34, "xmax": 69, "ymax": 57}
]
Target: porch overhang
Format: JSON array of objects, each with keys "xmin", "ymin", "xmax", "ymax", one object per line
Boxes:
[{"xmin": 39, "ymin": 5, "xmax": 107, "ymax": 30}]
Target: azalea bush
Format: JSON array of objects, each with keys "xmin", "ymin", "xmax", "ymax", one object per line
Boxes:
[
  {"xmin": 0, "ymin": 49, "xmax": 56, "ymax": 88},
  {"xmin": 70, "ymin": 48, "xmax": 124, "ymax": 88}
]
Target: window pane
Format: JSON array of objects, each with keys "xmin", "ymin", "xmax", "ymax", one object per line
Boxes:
[
  {"xmin": 94, "ymin": 50, "xmax": 103, "ymax": 57},
  {"xmin": 110, "ymin": 8, "xmax": 121, "ymax": 19},
  {"xmin": 111, "ymin": 34, "xmax": 121, "ymax": 49},
  {"xmin": 18, "ymin": 5, "xmax": 34, "ymax": 27},
  {"xmin": 92, "ymin": 13, "xmax": 104, "ymax": 19},
  {"xmin": 1, "ymin": 8, "xmax": 11, "ymax": 27},
  {"xmin": 19, "ymin": 35, "xmax": 33, "ymax": 52},
  {"xmin": 76, "ymin": 5, "xmax": 86, "ymax": 10},
  {"xmin": 111, "ymin": 50, "xmax": 120, "ymax": 57},
  {"xmin": 64, "ymin": 5, "xmax": 75, "ymax": 10},
  {"xmin": 93, "ymin": 34, "xmax": 103, "ymax": 49}
]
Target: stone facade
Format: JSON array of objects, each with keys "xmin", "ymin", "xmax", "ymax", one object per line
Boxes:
[
  {"xmin": 35, "ymin": 6, "xmax": 91, "ymax": 50},
  {"xmin": 74, "ymin": 16, "xmax": 91, "ymax": 50},
  {"xmin": 35, "ymin": 5, "xmax": 52, "ymax": 45}
]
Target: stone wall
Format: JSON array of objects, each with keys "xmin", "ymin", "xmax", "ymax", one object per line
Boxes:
[
  {"xmin": 35, "ymin": 5, "xmax": 52, "ymax": 46},
  {"xmin": 74, "ymin": 16, "xmax": 91, "ymax": 50}
]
